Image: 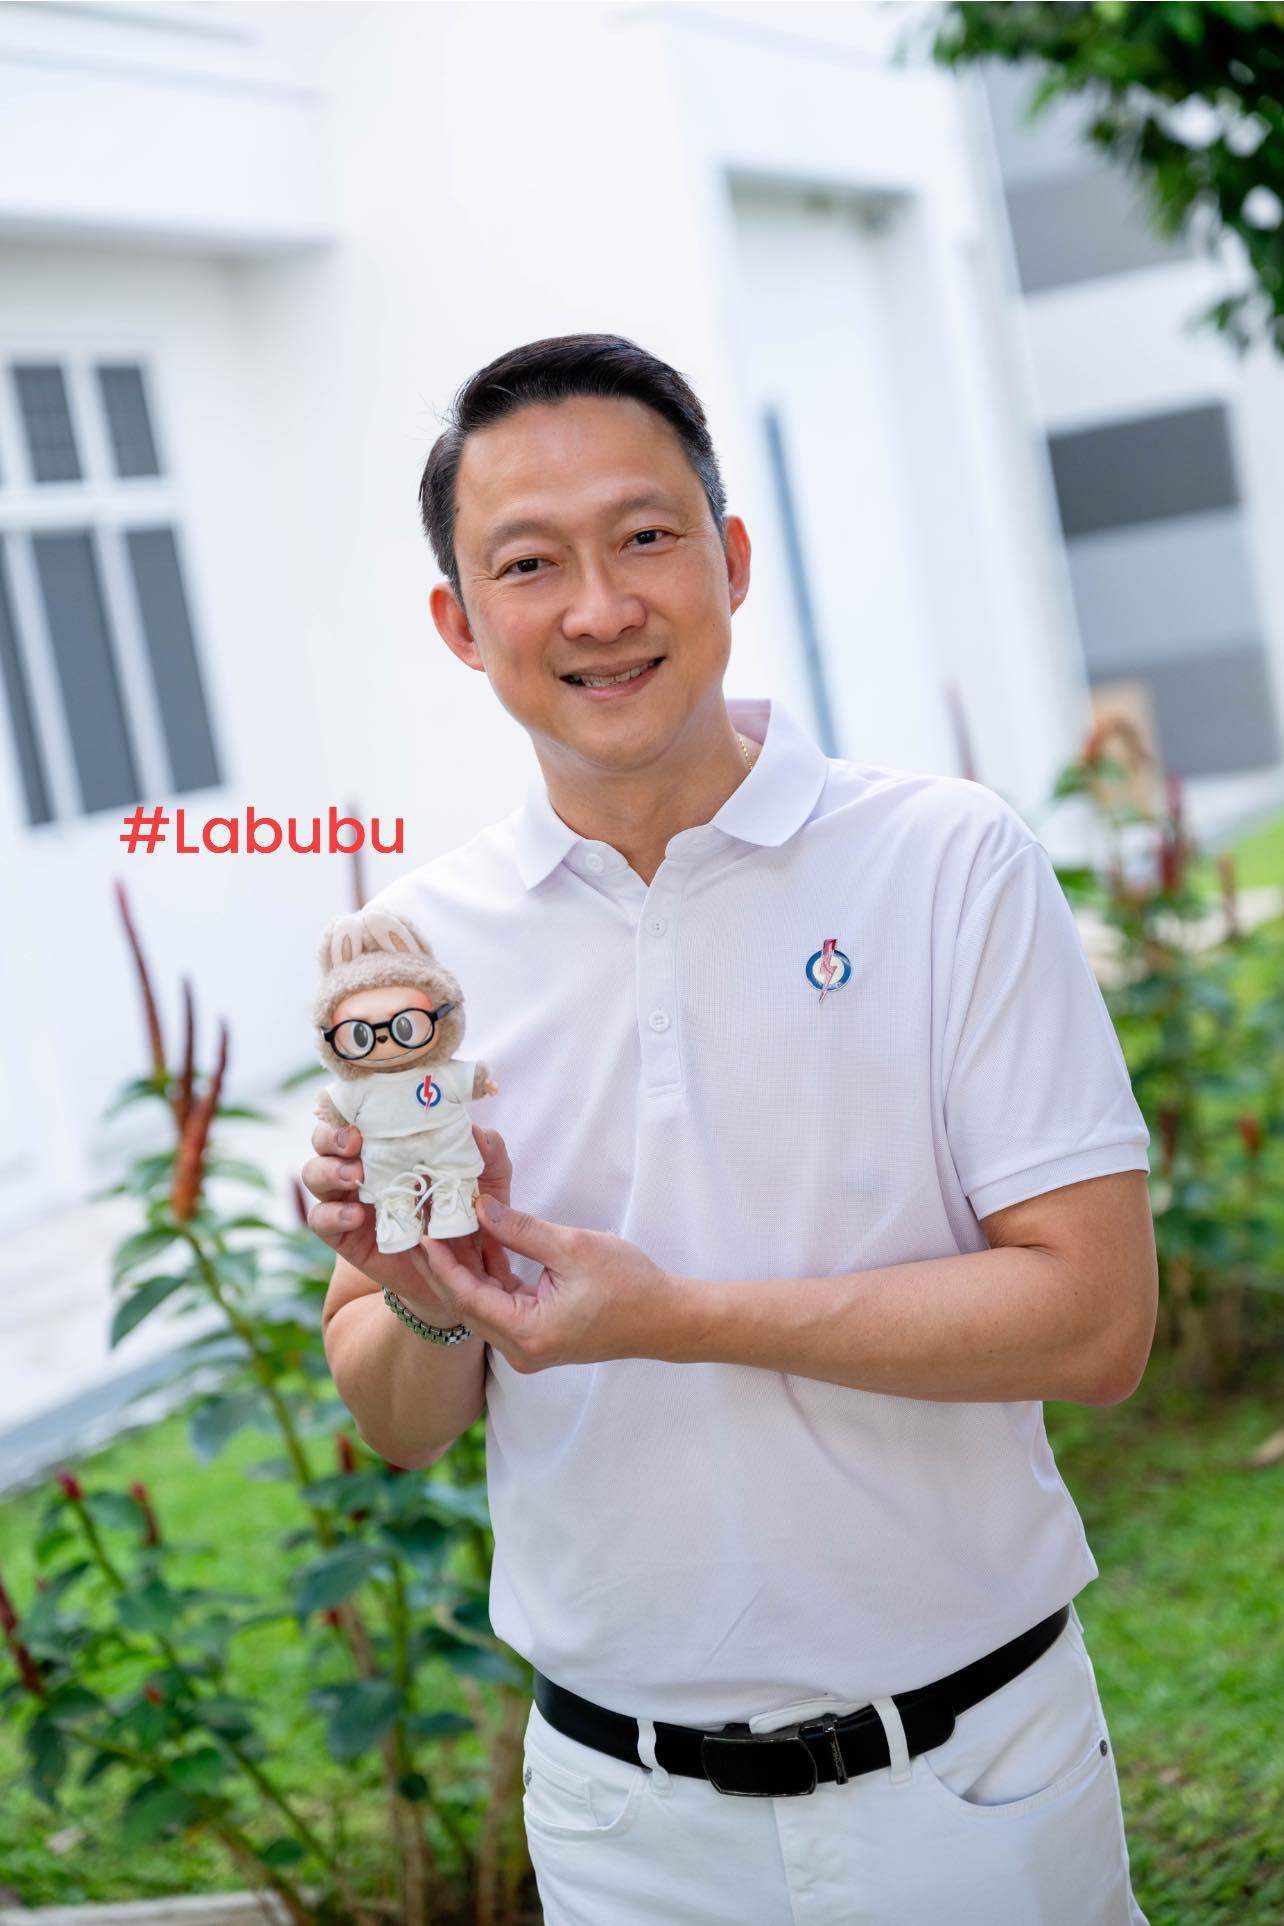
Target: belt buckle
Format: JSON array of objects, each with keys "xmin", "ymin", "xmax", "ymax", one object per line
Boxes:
[{"xmin": 701, "ymin": 1713, "xmax": 846, "ymax": 1798}]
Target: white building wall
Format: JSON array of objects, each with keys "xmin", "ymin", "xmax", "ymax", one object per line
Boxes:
[{"xmin": 0, "ymin": 0, "xmax": 1090, "ymax": 1233}]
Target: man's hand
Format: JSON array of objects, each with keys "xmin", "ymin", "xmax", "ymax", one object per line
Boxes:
[
  {"xmin": 420, "ymin": 1184, "xmax": 683, "ymax": 1374},
  {"xmin": 301, "ymin": 1116, "xmax": 514, "ymax": 1328}
]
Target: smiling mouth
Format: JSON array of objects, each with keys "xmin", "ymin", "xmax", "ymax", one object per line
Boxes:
[{"xmin": 562, "ymin": 656, "xmax": 664, "ymax": 689}]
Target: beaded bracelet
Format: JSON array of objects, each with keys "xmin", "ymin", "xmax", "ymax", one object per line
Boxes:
[{"xmin": 382, "ymin": 1285, "xmax": 472, "ymax": 1345}]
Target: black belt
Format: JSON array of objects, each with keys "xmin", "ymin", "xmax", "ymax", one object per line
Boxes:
[{"xmin": 533, "ymin": 1603, "xmax": 1070, "ymax": 1798}]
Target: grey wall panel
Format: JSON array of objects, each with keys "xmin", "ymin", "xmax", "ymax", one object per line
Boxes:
[
  {"xmin": 1097, "ymin": 644, "xmax": 1281, "ymax": 778},
  {"xmin": 980, "ymin": 59, "xmax": 1087, "ymax": 190},
  {"xmin": 1005, "ymin": 165, "xmax": 1196, "ymax": 295},
  {"xmin": 1049, "ymin": 404, "xmax": 1239, "ymax": 538},
  {"xmin": 1065, "ymin": 509, "xmax": 1258, "ymax": 674}
]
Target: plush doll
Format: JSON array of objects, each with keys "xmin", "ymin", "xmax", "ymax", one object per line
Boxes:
[{"xmin": 311, "ymin": 907, "xmax": 498, "ymax": 1252}]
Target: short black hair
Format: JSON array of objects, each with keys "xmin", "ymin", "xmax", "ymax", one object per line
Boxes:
[{"xmin": 418, "ymin": 332, "xmax": 728, "ymax": 603}]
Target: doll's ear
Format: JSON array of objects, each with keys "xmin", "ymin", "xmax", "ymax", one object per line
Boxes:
[
  {"xmin": 319, "ymin": 913, "xmax": 369, "ymax": 971},
  {"xmin": 364, "ymin": 908, "xmax": 433, "ymax": 958}
]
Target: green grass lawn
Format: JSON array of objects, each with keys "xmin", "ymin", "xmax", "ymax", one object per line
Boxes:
[
  {"xmin": 1046, "ymin": 1345, "xmax": 1284, "ymax": 1925},
  {"xmin": 1208, "ymin": 808, "xmax": 1284, "ymax": 892},
  {"xmin": 1184, "ymin": 807, "xmax": 1283, "ymax": 905},
  {"xmin": 2, "ymin": 1344, "xmax": 1282, "ymax": 1921}
]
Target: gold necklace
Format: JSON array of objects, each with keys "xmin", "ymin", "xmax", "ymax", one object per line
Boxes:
[{"xmin": 736, "ymin": 732, "xmax": 755, "ymax": 770}]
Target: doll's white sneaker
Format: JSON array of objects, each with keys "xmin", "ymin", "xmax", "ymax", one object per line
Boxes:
[
  {"xmin": 373, "ymin": 1171, "xmax": 432, "ymax": 1254},
  {"xmin": 425, "ymin": 1172, "xmax": 480, "ymax": 1240}
]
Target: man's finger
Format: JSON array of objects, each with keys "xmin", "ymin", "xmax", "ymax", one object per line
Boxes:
[
  {"xmin": 312, "ymin": 1119, "xmax": 363, "ymax": 1160},
  {"xmin": 300, "ymin": 1153, "xmax": 365, "ymax": 1204},
  {"xmin": 307, "ymin": 1199, "xmax": 367, "ymax": 1246},
  {"xmin": 474, "ymin": 1198, "xmax": 568, "ymax": 1264},
  {"xmin": 473, "ymin": 1124, "xmax": 513, "ymax": 1182},
  {"xmin": 421, "ymin": 1236, "xmax": 529, "ymax": 1337}
]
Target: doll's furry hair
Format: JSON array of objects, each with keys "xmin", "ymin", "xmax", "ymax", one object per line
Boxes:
[{"xmin": 311, "ymin": 907, "xmax": 466, "ymax": 1079}]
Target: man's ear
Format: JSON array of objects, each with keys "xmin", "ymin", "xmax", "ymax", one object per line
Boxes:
[
  {"xmin": 724, "ymin": 514, "xmax": 751, "ymax": 618},
  {"xmin": 430, "ymin": 581, "xmax": 485, "ymax": 672}
]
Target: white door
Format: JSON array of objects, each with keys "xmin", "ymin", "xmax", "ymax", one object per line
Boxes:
[{"xmin": 728, "ymin": 183, "xmax": 956, "ymax": 773}]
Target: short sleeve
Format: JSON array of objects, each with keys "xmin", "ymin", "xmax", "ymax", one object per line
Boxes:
[
  {"xmin": 441, "ymin": 1059, "xmax": 475, "ymax": 1101},
  {"xmin": 942, "ymin": 840, "xmax": 1150, "ymax": 1219},
  {"xmin": 325, "ymin": 1079, "xmax": 362, "ymax": 1125}
]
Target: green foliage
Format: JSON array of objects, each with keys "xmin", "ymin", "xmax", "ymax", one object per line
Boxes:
[
  {"xmin": 1033, "ymin": 738, "xmax": 1284, "ymax": 1388},
  {"xmin": 0, "ymin": 1050, "xmax": 534, "ymax": 1924},
  {"xmin": 923, "ymin": 2, "xmax": 1284, "ymax": 356}
]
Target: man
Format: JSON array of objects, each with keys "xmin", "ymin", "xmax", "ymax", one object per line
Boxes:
[{"xmin": 305, "ymin": 333, "xmax": 1156, "ymax": 1925}]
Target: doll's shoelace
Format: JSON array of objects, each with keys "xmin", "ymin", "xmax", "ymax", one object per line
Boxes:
[
  {"xmin": 380, "ymin": 1170, "xmax": 434, "ymax": 1217},
  {"xmin": 425, "ymin": 1173, "xmax": 474, "ymax": 1220},
  {"xmin": 380, "ymin": 1170, "xmax": 474, "ymax": 1222}
]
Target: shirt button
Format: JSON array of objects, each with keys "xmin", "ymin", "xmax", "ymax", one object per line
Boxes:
[
  {"xmin": 647, "ymin": 916, "xmax": 666, "ymax": 936},
  {"xmin": 648, "ymin": 1009, "xmax": 670, "ymax": 1032},
  {"xmin": 584, "ymin": 851, "xmax": 605, "ymax": 872}
]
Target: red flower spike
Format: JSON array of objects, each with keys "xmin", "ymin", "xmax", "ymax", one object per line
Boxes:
[
  {"xmin": 0, "ymin": 1576, "xmax": 46, "ymax": 1698},
  {"xmin": 1158, "ymin": 1107, "xmax": 1181, "ymax": 1174},
  {"xmin": 336, "ymin": 1432, "xmax": 358, "ymax": 1476},
  {"xmin": 176, "ymin": 979, "xmax": 196, "ymax": 1138},
  {"xmin": 171, "ymin": 1020, "xmax": 230, "ymax": 1223},
  {"xmin": 112, "ymin": 879, "xmax": 170, "ymax": 1100},
  {"xmin": 129, "ymin": 1481, "xmax": 162, "ymax": 1547},
  {"xmin": 322, "ymin": 1607, "xmax": 343, "ymax": 1629},
  {"xmin": 56, "ymin": 1469, "xmax": 84, "ymax": 1502},
  {"xmin": 1238, "ymin": 1116, "xmax": 1262, "ymax": 1159},
  {"xmin": 144, "ymin": 1683, "xmax": 165, "ymax": 1705}
]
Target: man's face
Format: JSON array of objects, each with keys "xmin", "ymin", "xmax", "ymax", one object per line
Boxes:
[{"xmin": 438, "ymin": 394, "xmax": 748, "ymax": 769}]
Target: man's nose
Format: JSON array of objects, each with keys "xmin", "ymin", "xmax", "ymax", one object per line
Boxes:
[{"xmin": 561, "ymin": 560, "xmax": 646, "ymax": 640}]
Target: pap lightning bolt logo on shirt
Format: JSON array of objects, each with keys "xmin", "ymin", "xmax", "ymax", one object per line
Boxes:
[
  {"xmin": 416, "ymin": 1075, "xmax": 442, "ymax": 1108},
  {"xmin": 804, "ymin": 937, "xmax": 852, "ymax": 1002}
]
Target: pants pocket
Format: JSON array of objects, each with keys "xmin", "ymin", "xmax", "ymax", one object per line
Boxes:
[
  {"xmin": 522, "ymin": 1702, "xmax": 648, "ymax": 1843},
  {"xmin": 902, "ymin": 1616, "xmax": 1142, "ymax": 1924},
  {"xmin": 917, "ymin": 1615, "xmax": 1103, "ymax": 1815}
]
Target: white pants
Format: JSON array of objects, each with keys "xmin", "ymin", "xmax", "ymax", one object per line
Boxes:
[{"xmin": 521, "ymin": 1603, "xmax": 1149, "ymax": 1925}]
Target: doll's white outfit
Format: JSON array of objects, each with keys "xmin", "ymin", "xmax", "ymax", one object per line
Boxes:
[{"xmin": 324, "ymin": 1059, "xmax": 484, "ymax": 1249}]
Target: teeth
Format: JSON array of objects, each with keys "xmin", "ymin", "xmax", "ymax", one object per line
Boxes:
[{"xmin": 570, "ymin": 660, "xmax": 658, "ymax": 688}]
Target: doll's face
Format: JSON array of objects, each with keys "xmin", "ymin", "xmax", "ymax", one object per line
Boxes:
[{"xmin": 328, "ymin": 985, "xmax": 454, "ymax": 1072}]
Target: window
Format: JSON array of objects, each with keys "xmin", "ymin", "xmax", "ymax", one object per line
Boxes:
[
  {"xmin": 0, "ymin": 354, "xmax": 223, "ymax": 826},
  {"xmin": 1048, "ymin": 404, "xmax": 1281, "ymax": 779}
]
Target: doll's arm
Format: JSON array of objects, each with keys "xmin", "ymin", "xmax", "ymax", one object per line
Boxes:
[{"xmin": 471, "ymin": 1060, "xmax": 499, "ymax": 1098}]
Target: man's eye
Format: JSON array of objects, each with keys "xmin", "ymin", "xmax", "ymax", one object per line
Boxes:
[
  {"xmin": 630, "ymin": 529, "xmax": 668, "ymax": 548},
  {"xmin": 500, "ymin": 556, "xmax": 544, "ymax": 578}
]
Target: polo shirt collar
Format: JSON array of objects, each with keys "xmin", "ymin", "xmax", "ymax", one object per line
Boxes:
[{"xmin": 510, "ymin": 694, "xmax": 830, "ymax": 891}]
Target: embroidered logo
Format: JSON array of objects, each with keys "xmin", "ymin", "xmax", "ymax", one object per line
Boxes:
[
  {"xmin": 416, "ymin": 1075, "xmax": 442, "ymax": 1108},
  {"xmin": 805, "ymin": 937, "xmax": 852, "ymax": 1003}
]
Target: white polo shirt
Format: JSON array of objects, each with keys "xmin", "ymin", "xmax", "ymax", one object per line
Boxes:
[{"xmin": 364, "ymin": 693, "xmax": 1150, "ymax": 1726}]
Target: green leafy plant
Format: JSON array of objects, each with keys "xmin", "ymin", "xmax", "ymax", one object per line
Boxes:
[
  {"xmin": 0, "ymin": 881, "xmax": 535, "ymax": 1925},
  {"xmin": 1034, "ymin": 718, "xmax": 1284, "ymax": 1390},
  {"xmin": 916, "ymin": 1, "xmax": 1284, "ymax": 358}
]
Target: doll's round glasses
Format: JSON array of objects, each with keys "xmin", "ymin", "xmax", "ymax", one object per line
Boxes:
[{"xmin": 323, "ymin": 1001, "xmax": 457, "ymax": 1062}]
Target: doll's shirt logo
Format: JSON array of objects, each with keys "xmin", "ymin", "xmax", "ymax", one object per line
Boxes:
[{"xmin": 416, "ymin": 1075, "xmax": 442, "ymax": 1109}]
